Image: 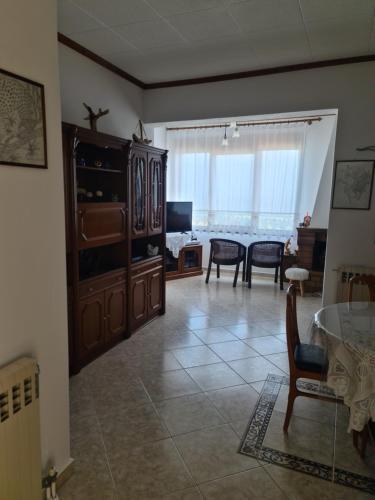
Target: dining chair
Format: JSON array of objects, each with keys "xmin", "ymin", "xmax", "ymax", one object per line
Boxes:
[
  {"xmin": 205, "ymin": 238, "xmax": 246, "ymax": 288},
  {"xmin": 283, "ymin": 284, "xmax": 338, "ymax": 432},
  {"xmin": 247, "ymin": 241, "xmax": 284, "ymax": 290},
  {"xmin": 348, "ymin": 273, "xmax": 375, "ymax": 456},
  {"xmin": 348, "ymin": 274, "xmax": 375, "ymax": 302}
]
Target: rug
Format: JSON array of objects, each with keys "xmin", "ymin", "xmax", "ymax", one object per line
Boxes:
[{"xmin": 239, "ymin": 374, "xmax": 375, "ymax": 495}]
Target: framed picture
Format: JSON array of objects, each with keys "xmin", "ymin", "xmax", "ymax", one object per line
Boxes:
[
  {"xmin": 332, "ymin": 160, "xmax": 375, "ymax": 210},
  {"xmin": 0, "ymin": 68, "xmax": 47, "ymax": 169}
]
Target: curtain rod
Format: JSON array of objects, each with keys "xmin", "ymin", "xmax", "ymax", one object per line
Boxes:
[{"xmin": 166, "ymin": 114, "xmax": 335, "ymax": 131}]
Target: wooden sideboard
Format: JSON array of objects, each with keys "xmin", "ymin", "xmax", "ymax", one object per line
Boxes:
[{"xmin": 166, "ymin": 244, "xmax": 203, "ymax": 280}]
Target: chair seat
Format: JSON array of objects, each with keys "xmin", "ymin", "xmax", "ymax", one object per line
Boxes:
[
  {"xmin": 294, "ymin": 343, "xmax": 328, "ymax": 374},
  {"xmin": 285, "ymin": 267, "xmax": 309, "ymax": 281}
]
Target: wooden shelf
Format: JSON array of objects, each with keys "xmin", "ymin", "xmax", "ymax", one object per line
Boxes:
[{"xmin": 76, "ymin": 165, "xmax": 122, "ymax": 174}]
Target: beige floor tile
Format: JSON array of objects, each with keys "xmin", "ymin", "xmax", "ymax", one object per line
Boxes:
[
  {"xmin": 99, "ymin": 403, "xmax": 169, "ymax": 454},
  {"xmin": 245, "ymin": 335, "xmax": 287, "ymax": 355},
  {"xmin": 129, "ymin": 351, "xmax": 182, "ymax": 374},
  {"xmin": 160, "ymin": 487, "xmax": 203, "ymax": 499},
  {"xmin": 229, "ymin": 356, "xmax": 284, "ymax": 383},
  {"xmin": 209, "ymin": 340, "xmax": 259, "ymax": 361},
  {"xmin": 266, "ymin": 464, "xmax": 374, "ymax": 499},
  {"xmin": 199, "ymin": 467, "xmax": 287, "ymax": 499},
  {"xmin": 172, "ymin": 345, "xmax": 221, "ymax": 368},
  {"xmin": 225, "ymin": 323, "xmax": 270, "ymax": 339},
  {"xmin": 185, "ymin": 316, "xmax": 211, "ymax": 330},
  {"xmin": 251, "ymin": 380, "xmax": 266, "ymax": 393},
  {"xmin": 113, "ymin": 439, "xmax": 193, "ymax": 500},
  {"xmin": 206, "ymin": 384, "xmax": 259, "ymax": 422},
  {"xmin": 193, "ymin": 327, "xmax": 238, "ymax": 344},
  {"xmin": 186, "ymin": 363, "xmax": 245, "ymax": 391},
  {"xmin": 173, "ymin": 425, "xmax": 259, "ymax": 483},
  {"xmin": 230, "ymin": 418, "xmax": 250, "ymax": 438},
  {"xmin": 141, "ymin": 369, "xmax": 202, "ymax": 401},
  {"xmin": 265, "ymin": 352, "xmax": 290, "ymax": 373},
  {"xmin": 256, "ymin": 320, "xmax": 287, "ymax": 334},
  {"xmin": 156, "ymin": 393, "xmax": 225, "ymax": 436}
]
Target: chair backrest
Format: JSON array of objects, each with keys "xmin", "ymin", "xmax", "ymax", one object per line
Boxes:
[
  {"xmin": 348, "ymin": 274, "xmax": 375, "ymax": 302},
  {"xmin": 248, "ymin": 241, "xmax": 284, "ymax": 264},
  {"xmin": 286, "ymin": 284, "xmax": 300, "ymax": 372},
  {"xmin": 209, "ymin": 238, "xmax": 246, "ymax": 261}
]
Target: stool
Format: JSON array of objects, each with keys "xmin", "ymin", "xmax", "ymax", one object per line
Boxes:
[{"xmin": 285, "ymin": 267, "xmax": 309, "ymax": 297}]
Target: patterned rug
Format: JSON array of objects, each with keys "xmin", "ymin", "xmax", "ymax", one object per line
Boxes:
[{"xmin": 239, "ymin": 374, "xmax": 375, "ymax": 495}]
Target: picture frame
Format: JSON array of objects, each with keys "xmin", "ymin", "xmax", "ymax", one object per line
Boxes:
[
  {"xmin": 0, "ymin": 68, "xmax": 47, "ymax": 169},
  {"xmin": 331, "ymin": 160, "xmax": 375, "ymax": 210}
]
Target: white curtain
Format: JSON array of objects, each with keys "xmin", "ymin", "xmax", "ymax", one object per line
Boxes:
[{"xmin": 167, "ymin": 122, "xmax": 306, "ymax": 239}]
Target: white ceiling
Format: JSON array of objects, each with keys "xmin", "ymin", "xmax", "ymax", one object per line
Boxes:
[{"xmin": 58, "ymin": 0, "xmax": 375, "ymax": 83}]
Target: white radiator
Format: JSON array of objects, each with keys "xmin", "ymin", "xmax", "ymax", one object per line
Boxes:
[
  {"xmin": 336, "ymin": 265, "xmax": 375, "ymax": 302},
  {"xmin": 0, "ymin": 358, "xmax": 42, "ymax": 500}
]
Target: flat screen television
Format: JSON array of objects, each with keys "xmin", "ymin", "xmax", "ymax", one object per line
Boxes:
[{"xmin": 166, "ymin": 201, "xmax": 192, "ymax": 233}]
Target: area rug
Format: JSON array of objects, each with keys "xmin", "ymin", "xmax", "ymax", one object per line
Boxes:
[{"xmin": 239, "ymin": 374, "xmax": 375, "ymax": 495}]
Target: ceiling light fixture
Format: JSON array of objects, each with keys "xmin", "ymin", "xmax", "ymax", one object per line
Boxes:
[
  {"xmin": 232, "ymin": 126, "xmax": 240, "ymax": 138},
  {"xmin": 222, "ymin": 125, "xmax": 229, "ymax": 146}
]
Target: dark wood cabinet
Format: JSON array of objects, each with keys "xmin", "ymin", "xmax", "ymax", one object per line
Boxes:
[
  {"xmin": 131, "ymin": 148, "xmax": 165, "ymax": 239},
  {"xmin": 166, "ymin": 245, "xmax": 203, "ymax": 280},
  {"xmin": 130, "ymin": 258, "xmax": 163, "ymax": 329},
  {"xmin": 148, "ymin": 155, "xmax": 163, "ymax": 236},
  {"xmin": 62, "ymin": 123, "xmax": 167, "ymax": 373},
  {"xmin": 79, "ymin": 291, "xmax": 106, "ymax": 361},
  {"xmin": 105, "ymin": 283, "xmax": 127, "ymax": 341},
  {"xmin": 77, "ymin": 202, "xmax": 126, "ymax": 249}
]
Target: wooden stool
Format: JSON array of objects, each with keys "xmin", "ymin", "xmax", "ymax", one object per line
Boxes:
[{"xmin": 285, "ymin": 267, "xmax": 309, "ymax": 297}]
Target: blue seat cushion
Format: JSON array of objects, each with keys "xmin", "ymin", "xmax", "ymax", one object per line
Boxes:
[{"xmin": 294, "ymin": 343, "xmax": 328, "ymax": 374}]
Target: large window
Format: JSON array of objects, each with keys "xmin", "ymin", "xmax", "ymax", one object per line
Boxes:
[{"xmin": 167, "ymin": 123, "xmax": 306, "ymax": 237}]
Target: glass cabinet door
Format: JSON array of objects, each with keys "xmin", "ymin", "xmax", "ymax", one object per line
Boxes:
[
  {"xmin": 131, "ymin": 151, "xmax": 147, "ymax": 238},
  {"xmin": 149, "ymin": 156, "xmax": 163, "ymax": 235}
]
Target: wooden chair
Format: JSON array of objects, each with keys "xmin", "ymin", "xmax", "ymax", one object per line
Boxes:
[
  {"xmin": 348, "ymin": 274, "xmax": 375, "ymax": 302},
  {"xmin": 284, "ymin": 284, "xmax": 338, "ymax": 432},
  {"xmin": 348, "ymin": 274, "xmax": 375, "ymax": 456},
  {"xmin": 205, "ymin": 239, "xmax": 246, "ymax": 288},
  {"xmin": 247, "ymin": 241, "xmax": 284, "ymax": 290}
]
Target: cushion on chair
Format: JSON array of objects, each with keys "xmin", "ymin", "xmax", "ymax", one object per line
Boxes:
[
  {"xmin": 285, "ymin": 267, "xmax": 309, "ymax": 281},
  {"xmin": 294, "ymin": 343, "xmax": 328, "ymax": 374}
]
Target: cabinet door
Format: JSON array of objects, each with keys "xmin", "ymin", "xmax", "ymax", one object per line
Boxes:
[
  {"xmin": 148, "ymin": 155, "xmax": 163, "ymax": 235},
  {"xmin": 105, "ymin": 283, "xmax": 126, "ymax": 341},
  {"xmin": 131, "ymin": 150, "xmax": 148, "ymax": 239},
  {"xmin": 130, "ymin": 274, "xmax": 148, "ymax": 329},
  {"xmin": 148, "ymin": 268, "xmax": 163, "ymax": 316},
  {"xmin": 78, "ymin": 292, "xmax": 105, "ymax": 360},
  {"xmin": 77, "ymin": 203, "xmax": 126, "ymax": 249}
]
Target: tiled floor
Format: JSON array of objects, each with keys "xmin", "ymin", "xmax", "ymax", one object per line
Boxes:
[{"xmin": 60, "ymin": 275, "xmax": 370, "ymax": 499}]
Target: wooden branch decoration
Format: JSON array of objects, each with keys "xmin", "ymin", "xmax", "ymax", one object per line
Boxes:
[{"xmin": 83, "ymin": 103, "xmax": 109, "ymax": 131}]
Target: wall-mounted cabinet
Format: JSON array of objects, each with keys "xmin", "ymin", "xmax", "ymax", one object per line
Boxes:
[{"xmin": 62, "ymin": 123, "xmax": 167, "ymax": 373}]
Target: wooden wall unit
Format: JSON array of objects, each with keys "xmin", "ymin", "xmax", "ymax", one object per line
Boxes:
[{"xmin": 62, "ymin": 123, "xmax": 167, "ymax": 373}]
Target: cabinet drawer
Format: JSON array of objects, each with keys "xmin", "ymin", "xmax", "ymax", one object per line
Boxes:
[
  {"xmin": 77, "ymin": 203, "xmax": 126, "ymax": 249},
  {"xmin": 131, "ymin": 258, "xmax": 163, "ymax": 278},
  {"xmin": 79, "ymin": 270, "xmax": 126, "ymax": 298}
]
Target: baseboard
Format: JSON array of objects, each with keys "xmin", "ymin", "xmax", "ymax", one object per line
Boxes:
[{"xmin": 57, "ymin": 458, "xmax": 75, "ymax": 489}]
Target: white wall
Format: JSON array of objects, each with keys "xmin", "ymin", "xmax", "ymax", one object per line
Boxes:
[
  {"xmin": 0, "ymin": 0, "xmax": 70, "ymax": 476},
  {"xmin": 144, "ymin": 62, "xmax": 375, "ymax": 304},
  {"xmin": 298, "ymin": 115, "xmax": 336, "ymax": 225},
  {"xmin": 59, "ymin": 44, "xmax": 143, "ymax": 138}
]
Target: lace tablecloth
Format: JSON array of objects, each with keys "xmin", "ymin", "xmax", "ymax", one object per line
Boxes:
[
  {"xmin": 166, "ymin": 233, "xmax": 191, "ymax": 258},
  {"xmin": 315, "ymin": 302, "xmax": 375, "ymax": 432}
]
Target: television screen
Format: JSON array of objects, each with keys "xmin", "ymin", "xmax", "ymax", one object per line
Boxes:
[{"xmin": 167, "ymin": 202, "xmax": 192, "ymax": 233}]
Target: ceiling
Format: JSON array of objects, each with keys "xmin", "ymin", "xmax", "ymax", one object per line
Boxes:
[{"xmin": 58, "ymin": 0, "xmax": 375, "ymax": 84}]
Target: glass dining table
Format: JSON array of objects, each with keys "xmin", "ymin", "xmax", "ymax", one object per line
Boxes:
[{"xmin": 315, "ymin": 301, "xmax": 375, "ymax": 432}]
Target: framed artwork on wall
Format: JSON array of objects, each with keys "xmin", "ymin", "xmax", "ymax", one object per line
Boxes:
[
  {"xmin": 331, "ymin": 160, "xmax": 375, "ymax": 210},
  {"xmin": 0, "ymin": 68, "xmax": 47, "ymax": 169}
]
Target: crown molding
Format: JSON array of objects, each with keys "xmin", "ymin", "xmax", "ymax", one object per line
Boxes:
[
  {"xmin": 58, "ymin": 33, "xmax": 375, "ymax": 91},
  {"xmin": 58, "ymin": 33, "xmax": 145, "ymax": 88}
]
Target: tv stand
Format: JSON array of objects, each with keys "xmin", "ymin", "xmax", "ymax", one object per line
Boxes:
[{"xmin": 166, "ymin": 244, "xmax": 203, "ymax": 281}]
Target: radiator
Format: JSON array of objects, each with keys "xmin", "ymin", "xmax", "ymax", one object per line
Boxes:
[
  {"xmin": 0, "ymin": 358, "xmax": 42, "ymax": 500},
  {"xmin": 336, "ymin": 265, "xmax": 375, "ymax": 302}
]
